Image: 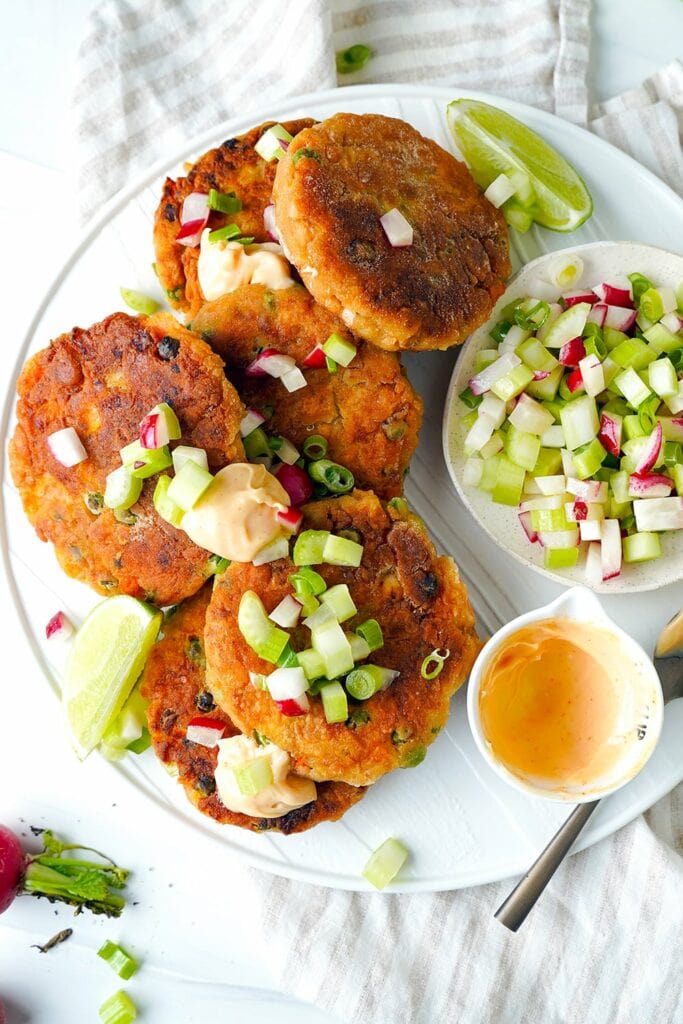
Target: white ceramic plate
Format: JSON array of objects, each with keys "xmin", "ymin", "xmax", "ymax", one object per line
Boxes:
[
  {"xmin": 3, "ymin": 85, "xmax": 683, "ymax": 893},
  {"xmin": 443, "ymin": 241, "xmax": 683, "ymax": 593}
]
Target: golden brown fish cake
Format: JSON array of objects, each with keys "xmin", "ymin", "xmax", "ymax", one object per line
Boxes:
[
  {"xmin": 154, "ymin": 118, "xmax": 315, "ymax": 319},
  {"xmin": 140, "ymin": 586, "xmax": 365, "ymax": 833},
  {"xmin": 192, "ymin": 283, "xmax": 423, "ymax": 500},
  {"xmin": 205, "ymin": 490, "xmax": 480, "ymax": 787},
  {"xmin": 272, "ymin": 112, "xmax": 511, "ymax": 352},
  {"xmin": 10, "ymin": 312, "xmax": 244, "ymax": 606}
]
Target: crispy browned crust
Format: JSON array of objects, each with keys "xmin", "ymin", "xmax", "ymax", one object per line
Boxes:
[
  {"xmin": 272, "ymin": 112, "xmax": 511, "ymax": 351},
  {"xmin": 9, "ymin": 312, "xmax": 245, "ymax": 606},
  {"xmin": 153, "ymin": 118, "xmax": 315, "ymax": 318},
  {"xmin": 192, "ymin": 283, "xmax": 423, "ymax": 499},
  {"xmin": 204, "ymin": 490, "xmax": 481, "ymax": 787},
  {"xmin": 140, "ymin": 586, "xmax": 366, "ymax": 832}
]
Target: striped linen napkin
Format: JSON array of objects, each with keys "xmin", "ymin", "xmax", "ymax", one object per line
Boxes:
[{"xmin": 72, "ymin": 3, "xmax": 683, "ymax": 1022}]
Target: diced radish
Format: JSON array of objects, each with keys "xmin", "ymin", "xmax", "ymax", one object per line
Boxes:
[
  {"xmin": 47, "ymin": 427, "xmax": 87, "ymax": 467},
  {"xmin": 585, "ymin": 540, "xmax": 602, "ymax": 584},
  {"xmin": 518, "ymin": 510, "xmax": 538, "ymax": 543},
  {"xmin": 499, "ymin": 325, "xmax": 530, "ymax": 354},
  {"xmin": 275, "ymin": 438, "xmax": 299, "ymax": 465},
  {"xmin": 468, "ymin": 352, "xmax": 521, "ymax": 396},
  {"xmin": 580, "ymin": 519, "xmax": 602, "ymax": 541},
  {"xmin": 379, "ymin": 208, "xmax": 413, "ymax": 246},
  {"xmin": 534, "ymin": 474, "xmax": 566, "ymax": 496},
  {"xmin": 508, "ymin": 393, "xmax": 555, "ymax": 435},
  {"xmin": 303, "ymin": 345, "xmax": 326, "ymax": 368},
  {"xmin": 600, "ymin": 519, "xmax": 622, "ymax": 580},
  {"xmin": 578, "ymin": 354, "xmax": 605, "ymax": 397},
  {"xmin": 564, "ymin": 499, "xmax": 588, "ymax": 521},
  {"xmin": 249, "ymin": 671, "xmax": 267, "ymax": 690},
  {"xmin": 603, "ymin": 305, "xmax": 637, "ymax": 331},
  {"xmin": 587, "ymin": 303, "xmax": 608, "ymax": 327},
  {"xmin": 565, "ymin": 367, "xmax": 585, "ymax": 393},
  {"xmin": 45, "ymin": 610, "xmax": 73, "ymax": 641},
  {"xmin": 566, "ymin": 477, "xmax": 608, "ymax": 502},
  {"xmin": 539, "ymin": 529, "xmax": 580, "ymax": 549},
  {"xmin": 633, "ymin": 496, "xmax": 683, "ymax": 531},
  {"xmin": 281, "ymin": 367, "xmax": 307, "ymax": 393},
  {"xmin": 593, "ymin": 282, "xmax": 633, "ymax": 308},
  {"xmin": 661, "ymin": 311, "xmax": 683, "ymax": 333},
  {"xmin": 186, "ymin": 716, "xmax": 225, "ymax": 747},
  {"xmin": 558, "ymin": 337, "xmax": 586, "ymax": 366},
  {"xmin": 252, "ymin": 535, "xmax": 290, "ymax": 565},
  {"xmin": 562, "ymin": 290, "xmax": 597, "ymax": 307},
  {"xmin": 263, "ymin": 203, "xmax": 280, "ymax": 242},
  {"xmin": 519, "ymin": 495, "xmax": 565, "ymax": 512},
  {"xmin": 464, "ymin": 413, "xmax": 497, "ymax": 455},
  {"xmin": 267, "ymin": 667, "xmax": 308, "ymax": 699},
  {"xmin": 177, "ymin": 193, "xmax": 210, "ymax": 247},
  {"xmin": 634, "ymin": 422, "xmax": 662, "ymax": 474},
  {"xmin": 274, "ymin": 463, "xmax": 313, "ymax": 505},
  {"xmin": 533, "ymin": 370, "xmax": 551, "ymax": 381},
  {"xmin": 276, "ymin": 695, "xmax": 310, "ymax": 716},
  {"xmin": 139, "ymin": 404, "xmax": 180, "ymax": 449},
  {"xmin": 277, "ymin": 507, "xmax": 303, "ymax": 534},
  {"xmin": 245, "ymin": 348, "xmax": 295, "ymax": 378},
  {"xmin": 479, "ymin": 393, "xmax": 507, "ymax": 428},
  {"xmin": 542, "ymin": 303, "xmax": 591, "ymax": 349},
  {"xmin": 176, "ymin": 218, "xmax": 207, "ymax": 246},
  {"xmin": 463, "ymin": 458, "xmax": 484, "ymax": 486},
  {"xmin": 239, "ymin": 408, "xmax": 266, "ymax": 437},
  {"xmin": 561, "ymin": 449, "xmax": 578, "ymax": 476},
  {"xmin": 269, "ymin": 595, "xmax": 302, "ymax": 628},
  {"xmin": 541, "ymin": 425, "xmax": 565, "ymax": 448},
  {"xmin": 484, "ymin": 173, "xmax": 516, "ymax": 208},
  {"xmin": 598, "ymin": 412, "xmax": 622, "ymax": 458},
  {"xmin": 628, "ymin": 472, "xmax": 673, "ymax": 498}
]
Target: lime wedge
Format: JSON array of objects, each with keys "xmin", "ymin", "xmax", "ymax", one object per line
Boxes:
[
  {"xmin": 63, "ymin": 596, "xmax": 162, "ymax": 759},
  {"xmin": 446, "ymin": 99, "xmax": 593, "ymax": 232}
]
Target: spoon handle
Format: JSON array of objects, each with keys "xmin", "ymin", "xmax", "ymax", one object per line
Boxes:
[{"xmin": 494, "ymin": 800, "xmax": 600, "ymax": 931}]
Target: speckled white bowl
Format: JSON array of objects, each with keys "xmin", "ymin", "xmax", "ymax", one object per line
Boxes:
[
  {"xmin": 467, "ymin": 586, "xmax": 664, "ymax": 802},
  {"xmin": 443, "ymin": 241, "xmax": 683, "ymax": 592}
]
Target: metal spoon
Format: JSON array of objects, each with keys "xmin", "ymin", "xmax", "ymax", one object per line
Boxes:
[{"xmin": 494, "ymin": 608, "xmax": 683, "ymax": 932}]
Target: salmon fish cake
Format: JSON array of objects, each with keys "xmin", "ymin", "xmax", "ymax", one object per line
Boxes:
[
  {"xmin": 204, "ymin": 490, "xmax": 480, "ymax": 787},
  {"xmin": 10, "ymin": 312, "xmax": 244, "ymax": 606},
  {"xmin": 154, "ymin": 118, "xmax": 314, "ymax": 319},
  {"xmin": 141, "ymin": 586, "xmax": 365, "ymax": 833},
  {"xmin": 192, "ymin": 283, "xmax": 423, "ymax": 500},
  {"xmin": 273, "ymin": 112, "xmax": 511, "ymax": 352}
]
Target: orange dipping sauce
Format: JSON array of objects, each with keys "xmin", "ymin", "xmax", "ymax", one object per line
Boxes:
[{"xmin": 478, "ymin": 617, "xmax": 635, "ymax": 789}]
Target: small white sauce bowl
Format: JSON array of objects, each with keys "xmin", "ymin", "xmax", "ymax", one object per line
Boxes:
[
  {"xmin": 467, "ymin": 586, "xmax": 664, "ymax": 802},
  {"xmin": 442, "ymin": 240, "xmax": 683, "ymax": 593}
]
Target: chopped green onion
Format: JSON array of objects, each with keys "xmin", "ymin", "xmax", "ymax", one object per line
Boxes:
[
  {"xmin": 320, "ymin": 681, "xmax": 349, "ymax": 723},
  {"xmin": 325, "ymin": 355, "xmax": 338, "ymax": 373},
  {"xmin": 120, "ymin": 439, "xmax": 172, "ymax": 479},
  {"xmin": 97, "ymin": 941, "xmax": 139, "ymax": 980},
  {"xmin": 638, "ymin": 393, "xmax": 661, "ymax": 433},
  {"xmin": 207, "ymin": 223, "xmax": 241, "ymax": 244},
  {"xmin": 120, "ymin": 287, "xmax": 158, "ymax": 315},
  {"xmin": 276, "ymin": 643, "xmax": 300, "ymax": 669},
  {"xmin": 153, "ymin": 475, "xmax": 184, "ymax": 527},
  {"xmin": 302, "ymin": 434, "xmax": 328, "ymax": 460},
  {"xmin": 289, "ymin": 566, "xmax": 327, "ymax": 596},
  {"xmin": 362, "ymin": 837, "xmax": 408, "ymax": 890},
  {"xmin": 104, "ymin": 466, "xmax": 143, "ymax": 511},
  {"xmin": 207, "ymin": 189, "xmax": 242, "ymax": 214},
  {"xmin": 308, "ymin": 459, "xmax": 355, "ymax": 494},
  {"xmin": 628, "ymin": 272, "xmax": 653, "ymax": 303},
  {"xmin": 356, "ymin": 618, "xmax": 384, "ymax": 652},
  {"xmin": 639, "ymin": 287, "xmax": 664, "ymax": 322},
  {"xmin": 292, "ymin": 147, "xmax": 321, "ymax": 165},
  {"xmin": 420, "ymin": 648, "xmax": 450, "ymax": 680},
  {"xmin": 114, "ymin": 508, "xmax": 138, "ymax": 526},
  {"xmin": 126, "ymin": 727, "xmax": 151, "ymax": 754},
  {"xmin": 584, "ymin": 334, "xmax": 607, "ymax": 360},
  {"xmin": 322, "ymin": 533, "xmax": 364, "ymax": 567},
  {"xmin": 84, "ymin": 491, "xmax": 104, "ymax": 515},
  {"xmin": 293, "ymin": 530, "xmax": 330, "ymax": 566},
  {"xmin": 459, "ymin": 385, "xmax": 483, "ymax": 409},
  {"xmin": 234, "ymin": 236, "xmax": 255, "ymax": 246},
  {"xmin": 348, "ymin": 632, "xmax": 371, "ymax": 661},
  {"xmin": 320, "ymin": 583, "xmax": 357, "ymax": 622},
  {"xmin": 167, "ymin": 459, "xmax": 213, "ymax": 511},
  {"xmin": 323, "ymin": 332, "xmax": 357, "ymax": 367},
  {"xmin": 335, "ymin": 43, "xmax": 372, "ymax": 74},
  {"xmin": 514, "ymin": 299, "xmax": 550, "ymax": 331},
  {"xmin": 490, "ymin": 320, "xmax": 512, "ymax": 343},
  {"xmin": 345, "ymin": 667, "xmax": 378, "ymax": 700},
  {"xmin": 206, "ymin": 553, "xmax": 230, "ymax": 575},
  {"xmin": 233, "ymin": 756, "xmax": 274, "ymax": 795},
  {"xmin": 243, "ymin": 425, "xmax": 272, "ymax": 463},
  {"xmin": 238, "ymin": 591, "xmax": 289, "ymax": 663},
  {"xmin": 98, "ymin": 990, "xmax": 137, "ymax": 1024}
]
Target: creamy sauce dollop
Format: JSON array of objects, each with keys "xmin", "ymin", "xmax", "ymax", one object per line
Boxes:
[
  {"xmin": 197, "ymin": 230, "xmax": 294, "ymax": 301},
  {"xmin": 214, "ymin": 734, "xmax": 317, "ymax": 818},
  {"xmin": 478, "ymin": 617, "xmax": 645, "ymax": 789},
  {"xmin": 181, "ymin": 463, "xmax": 289, "ymax": 563}
]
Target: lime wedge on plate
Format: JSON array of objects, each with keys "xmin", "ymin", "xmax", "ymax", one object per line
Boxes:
[
  {"xmin": 446, "ymin": 98, "xmax": 593, "ymax": 232},
  {"xmin": 63, "ymin": 596, "xmax": 162, "ymax": 759}
]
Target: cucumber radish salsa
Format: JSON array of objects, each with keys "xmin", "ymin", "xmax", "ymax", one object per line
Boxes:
[{"xmin": 459, "ymin": 261, "xmax": 683, "ymax": 583}]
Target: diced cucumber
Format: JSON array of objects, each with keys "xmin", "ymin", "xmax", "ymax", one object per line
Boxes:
[
  {"xmin": 622, "ymin": 532, "xmax": 662, "ymax": 563},
  {"xmin": 490, "ymin": 363, "xmax": 535, "ymax": 401},
  {"xmin": 525, "ymin": 364, "xmax": 563, "ymax": 401},
  {"xmin": 504, "ymin": 424, "xmax": 541, "ymax": 472},
  {"xmin": 559, "ymin": 395, "xmax": 599, "ymax": 450},
  {"xmin": 238, "ymin": 591, "xmax": 290, "ymax": 664},
  {"xmin": 491, "ymin": 456, "xmax": 526, "ymax": 506},
  {"xmin": 614, "ymin": 367, "xmax": 652, "ymax": 408}
]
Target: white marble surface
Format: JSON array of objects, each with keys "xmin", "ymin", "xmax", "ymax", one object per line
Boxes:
[{"xmin": 0, "ymin": 3, "xmax": 681, "ymax": 1022}]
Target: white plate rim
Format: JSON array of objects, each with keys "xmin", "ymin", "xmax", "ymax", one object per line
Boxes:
[{"xmin": 3, "ymin": 83, "xmax": 683, "ymax": 892}]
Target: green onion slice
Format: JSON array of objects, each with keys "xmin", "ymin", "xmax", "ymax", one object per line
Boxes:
[
  {"xmin": 628, "ymin": 272, "xmax": 653, "ymax": 303},
  {"xmin": 362, "ymin": 837, "xmax": 408, "ymax": 890},
  {"xmin": 97, "ymin": 940, "xmax": 139, "ymax": 980},
  {"xmin": 514, "ymin": 299, "xmax": 550, "ymax": 332},
  {"xmin": 302, "ymin": 434, "xmax": 328, "ymax": 460},
  {"xmin": 207, "ymin": 188, "xmax": 242, "ymax": 214},
  {"xmin": 335, "ymin": 43, "xmax": 372, "ymax": 74},
  {"xmin": 356, "ymin": 618, "xmax": 384, "ymax": 652},
  {"xmin": 308, "ymin": 459, "xmax": 354, "ymax": 494},
  {"xmin": 420, "ymin": 648, "xmax": 450, "ymax": 680},
  {"xmin": 208, "ymin": 223, "xmax": 240, "ymax": 244},
  {"xmin": 119, "ymin": 287, "xmax": 159, "ymax": 315},
  {"xmin": 98, "ymin": 989, "xmax": 137, "ymax": 1024},
  {"xmin": 126, "ymin": 728, "xmax": 151, "ymax": 755},
  {"xmin": 345, "ymin": 667, "xmax": 378, "ymax": 700},
  {"xmin": 325, "ymin": 354, "xmax": 338, "ymax": 373},
  {"xmin": 289, "ymin": 567, "xmax": 327, "ymax": 596}
]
